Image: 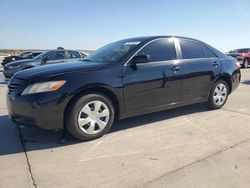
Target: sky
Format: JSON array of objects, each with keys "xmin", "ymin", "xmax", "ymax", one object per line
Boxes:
[{"xmin": 0, "ymin": 0, "xmax": 249, "ymax": 52}]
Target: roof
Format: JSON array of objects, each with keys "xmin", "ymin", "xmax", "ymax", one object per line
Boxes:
[{"xmin": 118, "ymin": 35, "xmax": 204, "ymax": 44}]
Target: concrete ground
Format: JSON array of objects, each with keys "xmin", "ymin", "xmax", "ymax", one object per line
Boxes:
[{"xmin": 0, "ymin": 69, "xmax": 250, "ymax": 188}]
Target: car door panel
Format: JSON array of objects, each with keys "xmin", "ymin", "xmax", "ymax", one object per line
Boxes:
[
  {"xmin": 178, "ymin": 40, "xmax": 222, "ymax": 102},
  {"xmin": 123, "ymin": 60, "xmax": 183, "ymax": 114},
  {"xmin": 46, "ymin": 59, "xmax": 65, "ymax": 64},
  {"xmin": 122, "ymin": 38, "xmax": 183, "ymax": 115},
  {"xmin": 181, "ymin": 58, "xmax": 221, "ymax": 102}
]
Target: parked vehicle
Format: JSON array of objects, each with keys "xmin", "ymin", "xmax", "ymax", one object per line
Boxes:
[
  {"xmin": 2, "ymin": 56, "xmax": 25, "ymax": 66},
  {"xmin": 226, "ymin": 48, "xmax": 250, "ymax": 68},
  {"xmin": 6, "ymin": 36, "xmax": 241, "ymax": 141},
  {"xmin": 0, "ymin": 54, "xmax": 11, "ymax": 66},
  {"xmin": 1, "ymin": 51, "xmax": 42, "ymax": 66},
  {"xmin": 3, "ymin": 49, "xmax": 87, "ymax": 79}
]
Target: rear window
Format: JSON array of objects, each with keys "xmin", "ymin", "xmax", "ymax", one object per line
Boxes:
[
  {"xmin": 180, "ymin": 40, "xmax": 204, "ymax": 59},
  {"xmin": 203, "ymin": 46, "xmax": 217, "ymax": 58}
]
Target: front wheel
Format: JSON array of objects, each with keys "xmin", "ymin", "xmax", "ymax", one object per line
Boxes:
[
  {"xmin": 66, "ymin": 93, "xmax": 115, "ymax": 141},
  {"xmin": 207, "ymin": 80, "xmax": 229, "ymax": 110}
]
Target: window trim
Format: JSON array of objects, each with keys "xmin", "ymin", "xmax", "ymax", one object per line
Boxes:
[{"xmin": 124, "ymin": 38, "xmax": 179, "ymax": 66}]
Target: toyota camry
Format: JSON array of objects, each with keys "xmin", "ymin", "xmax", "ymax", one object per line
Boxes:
[{"xmin": 6, "ymin": 36, "xmax": 241, "ymax": 141}]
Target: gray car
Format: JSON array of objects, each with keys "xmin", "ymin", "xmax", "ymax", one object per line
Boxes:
[{"xmin": 4, "ymin": 49, "xmax": 88, "ymax": 79}]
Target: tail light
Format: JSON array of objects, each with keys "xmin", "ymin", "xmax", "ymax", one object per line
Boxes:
[{"xmin": 235, "ymin": 61, "xmax": 241, "ymax": 69}]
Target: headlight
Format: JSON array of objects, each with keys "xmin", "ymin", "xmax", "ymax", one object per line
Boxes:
[
  {"xmin": 8, "ymin": 65, "xmax": 20, "ymax": 69},
  {"xmin": 21, "ymin": 81, "xmax": 66, "ymax": 95}
]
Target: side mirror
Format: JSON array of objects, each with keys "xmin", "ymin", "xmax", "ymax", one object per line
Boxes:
[
  {"xmin": 130, "ymin": 54, "xmax": 150, "ymax": 65},
  {"xmin": 41, "ymin": 57, "xmax": 49, "ymax": 64}
]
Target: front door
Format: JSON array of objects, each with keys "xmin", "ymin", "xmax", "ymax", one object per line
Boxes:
[{"xmin": 123, "ymin": 38, "xmax": 183, "ymax": 115}]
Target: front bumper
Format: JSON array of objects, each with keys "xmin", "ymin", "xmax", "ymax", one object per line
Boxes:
[{"xmin": 6, "ymin": 79, "xmax": 69, "ymax": 129}]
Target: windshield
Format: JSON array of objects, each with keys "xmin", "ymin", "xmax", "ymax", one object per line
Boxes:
[
  {"xmin": 33, "ymin": 51, "xmax": 50, "ymax": 60},
  {"xmin": 19, "ymin": 52, "xmax": 31, "ymax": 57},
  {"xmin": 83, "ymin": 40, "xmax": 142, "ymax": 63}
]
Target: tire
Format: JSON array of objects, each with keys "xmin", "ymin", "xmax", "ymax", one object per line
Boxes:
[
  {"xmin": 207, "ymin": 80, "xmax": 229, "ymax": 110},
  {"xmin": 243, "ymin": 59, "xmax": 248, "ymax": 68},
  {"xmin": 66, "ymin": 93, "xmax": 115, "ymax": 141}
]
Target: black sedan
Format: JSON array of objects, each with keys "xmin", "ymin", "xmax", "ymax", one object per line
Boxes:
[
  {"xmin": 6, "ymin": 36, "xmax": 241, "ymax": 141},
  {"xmin": 3, "ymin": 49, "xmax": 87, "ymax": 79},
  {"xmin": 1, "ymin": 55, "xmax": 24, "ymax": 66},
  {"xmin": 1, "ymin": 51, "xmax": 37, "ymax": 66}
]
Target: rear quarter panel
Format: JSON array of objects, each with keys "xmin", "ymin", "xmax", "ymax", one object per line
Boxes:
[{"xmin": 220, "ymin": 57, "xmax": 241, "ymax": 92}]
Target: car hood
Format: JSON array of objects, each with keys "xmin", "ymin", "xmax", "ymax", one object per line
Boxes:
[
  {"xmin": 14, "ymin": 60, "xmax": 107, "ymax": 80},
  {"xmin": 6, "ymin": 59, "xmax": 39, "ymax": 67}
]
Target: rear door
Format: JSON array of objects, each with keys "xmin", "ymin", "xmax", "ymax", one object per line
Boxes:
[
  {"xmin": 178, "ymin": 39, "xmax": 221, "ymax": 102},
  {"xmin": 123, "ymin": 38, "xmax": 183, "ymax": 114}
]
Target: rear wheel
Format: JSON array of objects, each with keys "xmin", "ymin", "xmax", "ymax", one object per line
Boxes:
[
  {"xmin": 207, "ymin": 80, "xmax": 229, "ymax": 110},
  {"xmin": 66, "ymin": 93, "xmax": 115, "ymax": 141},
  {"xmin": 243, "ymin": 59, "xmax": 249, "ymax": 68}
]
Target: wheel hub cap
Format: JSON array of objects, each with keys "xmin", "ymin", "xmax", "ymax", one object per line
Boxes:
[
  {"xmin": 213, "ymin": 83, "xmax": 227, "ymax": 105},
  {"xmin": 78, "ymin": 100, "xmax": 110, "ymax": 135}
]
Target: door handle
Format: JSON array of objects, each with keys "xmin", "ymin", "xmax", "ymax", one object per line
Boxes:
[
  {"xmin": 171, "ymin": 65, "xmax": 181, "ymax": 72},
  {"xmin": 212, "ymin": 62, "xmax": 219, "ymax": 67}
]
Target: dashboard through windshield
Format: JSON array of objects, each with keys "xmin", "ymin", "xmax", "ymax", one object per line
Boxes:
[{"xmin": 83, "ymin": 40, "xmax": 142, "ymax": 63}]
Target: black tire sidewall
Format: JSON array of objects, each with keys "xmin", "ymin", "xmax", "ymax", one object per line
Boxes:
[{"xmin": 66, "ymin": 93, "xmax": 115, "ymax": 141}]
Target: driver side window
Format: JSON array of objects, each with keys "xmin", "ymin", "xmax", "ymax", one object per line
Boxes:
[
  {"xmin": 48, "ymin": 51, "xmax": 65, "ymax": 60},
  {"xmin": 137, "ymin": 39, "xmax": 176, "ymax": 62}
]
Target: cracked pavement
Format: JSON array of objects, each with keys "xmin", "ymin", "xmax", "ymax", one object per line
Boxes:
[{"xmin": 1, "ymin": 69, "xmax": 250, "ymax": 188}]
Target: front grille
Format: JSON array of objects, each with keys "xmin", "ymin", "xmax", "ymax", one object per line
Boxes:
[
  {"xmin": 8, "ymin": 83, "xmax": 21, "ymax": 96},
  {"xmin": 7, "ymin": 77, "xmax": 28, "ymax": 96}
]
